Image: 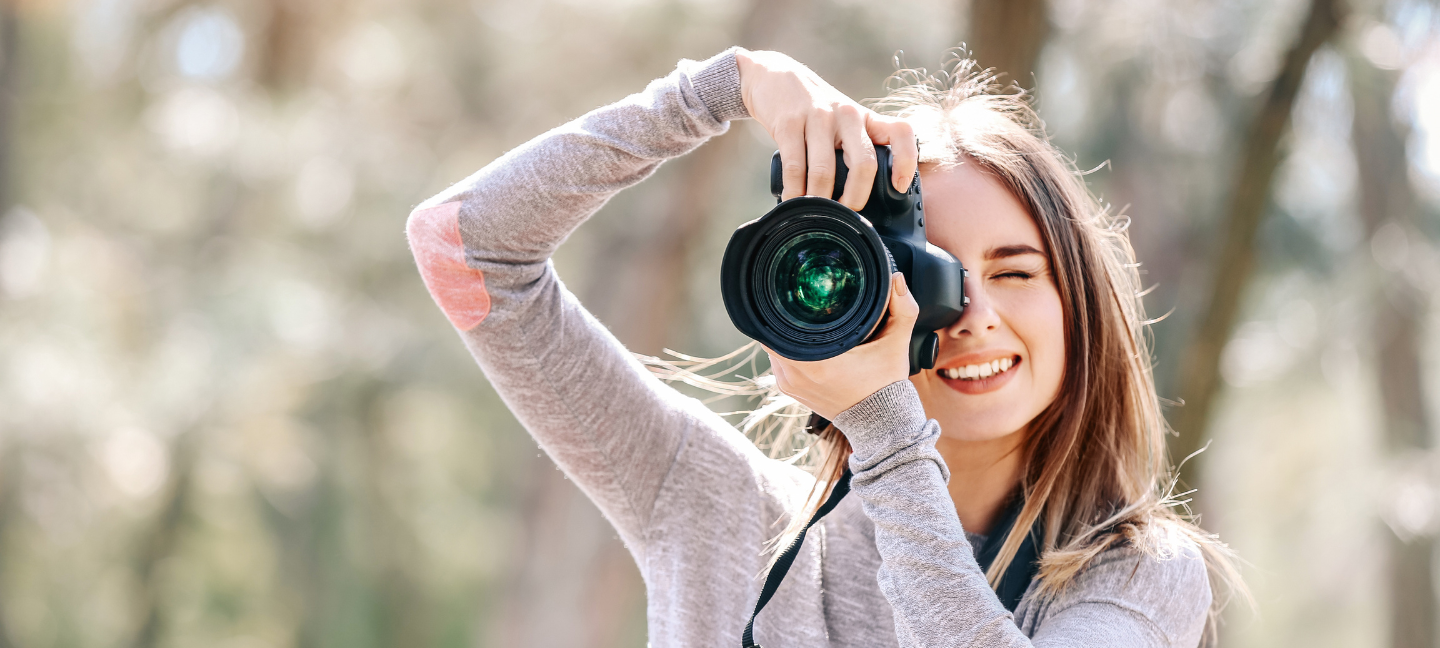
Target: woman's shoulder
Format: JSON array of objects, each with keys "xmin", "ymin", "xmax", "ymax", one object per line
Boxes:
[
  {"xmin": 1030, "ymin": 518, "xmax": 1212, "ymax": 644},
  {"xmin": 1083, "ymin": 519, "xmax": 1211, "ymax": 597}
]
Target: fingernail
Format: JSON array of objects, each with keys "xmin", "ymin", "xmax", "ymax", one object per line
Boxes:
[{"xmin": 894, "ymin": 272, "xmax": 907, "ymax": 296}]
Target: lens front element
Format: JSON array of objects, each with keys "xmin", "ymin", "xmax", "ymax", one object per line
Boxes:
[{"xmin": 769, "ymin": 232, "xmax": 864, "ymax": 329}]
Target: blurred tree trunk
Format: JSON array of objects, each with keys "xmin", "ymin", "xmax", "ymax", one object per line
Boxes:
[
  {"xmin": 967, "ymin": 0, "xmax": 1049, "ymax": 91},
  {"xmin": 0, "ymin": 450, "xmax": 21, "ymax": 648},
  {"xmin": 1348, "ymin": 49, "xmax": 1437, "ymax": 648},
  {"xmin": 609, "ymin": 131, "xmax": 739, "ymax": 355},
  {"xmin": 333, "ymin": 380, "xmax": 418, "ymax": 647},
  {"xmin": 0, "ymin": 0, "xmax": 16, "ymax": 214},
  {"xmin": 0, "ymin": 4, "xmax": 19, "ymax": 646},
  {"xmin": 1170, "ymin": 0, "xmax": 1346, "ymax": 496},
  {"xmin": 358, "ymin": 379, "xmax": 431, "ymax": 648},
  {"xmin": 127, "ymin": 435, "xmax": 196, "ymax": 648},
  {"xmin": 257, "ymin": 0, "xmax": 323, "ymax": 92}
]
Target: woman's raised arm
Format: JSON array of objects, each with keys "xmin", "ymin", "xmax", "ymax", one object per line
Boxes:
[{"xmin": 405, "ymin": 49, "xmax": 766, "ymax": 559}]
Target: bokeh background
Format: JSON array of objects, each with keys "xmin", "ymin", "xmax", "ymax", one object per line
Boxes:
[{"xmin": 0, "ymin": 0, "xmax": 1438, "ymax": 645}]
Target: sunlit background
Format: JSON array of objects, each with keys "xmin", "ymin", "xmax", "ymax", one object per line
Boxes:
[{"xmin": 0, "ymin": 0, "xmax": 1438, "ymax": 646}]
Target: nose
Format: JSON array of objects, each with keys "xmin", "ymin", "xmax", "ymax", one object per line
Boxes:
[{"xmin": 946, "ymin": 270, "xmax": 998, "ymax": 338}]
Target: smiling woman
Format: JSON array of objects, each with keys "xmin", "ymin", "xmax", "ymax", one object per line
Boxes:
[
  {"xmin": 748, "ymin": 52, "xmax": 1246, "ymax": 642},
  {"xmin": 409, "ymin": 47, "xmax": 1242, "ymax": 647}
]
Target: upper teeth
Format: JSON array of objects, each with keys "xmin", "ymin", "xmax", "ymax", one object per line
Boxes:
[{"xmin": 941, "ymin": 357, "xmax": 1013, "ymax": 380}]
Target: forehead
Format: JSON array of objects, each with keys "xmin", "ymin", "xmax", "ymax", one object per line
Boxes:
[{"xmin": 919, "ymin": 162, "xmax": 1044, "ymax": 260}]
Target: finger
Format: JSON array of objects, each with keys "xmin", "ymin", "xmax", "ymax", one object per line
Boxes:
[
  {"xmin": 805, "ymin": 110, "xmax": 837, "ymax": 200},
  {"xmin": 836, "ymin": 104, "xmax": 877, "ymax": 211},
  {"xmin": 775, "ymin": 120, "xmax": 808, "ymax": 201},
  {"xmin": 867, "ymin": 115, "xmax": 918, "ymax": 192},
  {"xmin": 874, "ymin": 272, "xmax": 920, "ymax": 342}
]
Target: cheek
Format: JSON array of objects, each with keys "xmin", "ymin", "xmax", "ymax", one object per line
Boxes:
[{"xmin": 997, "ymin": 285, "xmax": 1066, "ymax": 398}]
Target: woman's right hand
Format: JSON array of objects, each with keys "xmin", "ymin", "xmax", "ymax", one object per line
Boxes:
[{"xmin": 735, "ymin": 49, "xmax": 918, "ymax": 212}]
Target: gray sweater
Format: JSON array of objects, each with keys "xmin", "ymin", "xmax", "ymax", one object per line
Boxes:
[{"xmin": 406, "ymin": 48, "xmax": 1211, "ymax": 647}]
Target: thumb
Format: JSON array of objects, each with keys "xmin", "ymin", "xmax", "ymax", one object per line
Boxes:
[
  {"xmin": 876, "ymin": 272, "xmax": 919, "ymax": 341},
  {"xmin": 890, "ymin": 272, "xmax": 919, "ymax": 320}
]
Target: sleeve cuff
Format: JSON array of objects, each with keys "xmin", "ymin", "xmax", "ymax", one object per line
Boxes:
[
  {"xmin": 688, "ymin": 47, "xmax": 749, "ymax": 123},
  {"xmin": 831, "ymin": 380, "xmax": 933, "ymax": 461}
]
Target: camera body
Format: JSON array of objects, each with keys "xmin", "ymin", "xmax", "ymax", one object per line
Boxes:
[{"xmin": 720, "ymin": 146, "xmax": 967, "ymax": 375}]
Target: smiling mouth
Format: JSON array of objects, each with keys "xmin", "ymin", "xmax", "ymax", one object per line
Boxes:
[{"xmin": 938, "ymin": 356, "xmax": 1020, "ymax": 381}]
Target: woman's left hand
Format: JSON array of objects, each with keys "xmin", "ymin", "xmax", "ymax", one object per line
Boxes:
[{"xmin": 766, "ymin": 273, "xmax": 921, "ymax": 421}]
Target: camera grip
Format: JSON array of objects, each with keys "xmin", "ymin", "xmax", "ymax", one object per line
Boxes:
[{"xmin": 909, "ymin": 330, "xmax": 939, "ymax": 375}]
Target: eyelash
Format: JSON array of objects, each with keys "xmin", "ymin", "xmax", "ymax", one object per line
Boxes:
[{"xmin": 995, "ymin": 271, "xmax": 1033, "ymax": 280}]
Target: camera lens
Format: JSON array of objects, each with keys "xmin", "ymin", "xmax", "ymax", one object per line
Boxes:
[
  {"xmin": 722, "ymin": 200, "xmax": 892, "ymax": 361},
  {"xmin": 768, "ymin": 232, "xmax": 865, "ymax": 329}
]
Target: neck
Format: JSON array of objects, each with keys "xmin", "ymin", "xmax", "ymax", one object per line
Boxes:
[{"xmin": 934, "ymin": 432, "xmax": 1025, "ymax": 536}]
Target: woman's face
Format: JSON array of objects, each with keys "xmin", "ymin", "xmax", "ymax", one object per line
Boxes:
[{"xmin": 910, "ymin": 162, "xmax": 1066, "ymax": 442}]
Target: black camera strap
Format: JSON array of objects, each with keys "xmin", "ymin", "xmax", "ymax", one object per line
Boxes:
[
  {"xmin": 973, "ymin": 490, "xmax": 1043, "ymax": 612},
  {"xmin": 741, "ymin": 466, "xmax": 852, "ymax": 648}
]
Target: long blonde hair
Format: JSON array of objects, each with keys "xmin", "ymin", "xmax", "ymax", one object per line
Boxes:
[{"xmin": 645, "ymin": 50, "xmax": 1245, "ymax": 643}]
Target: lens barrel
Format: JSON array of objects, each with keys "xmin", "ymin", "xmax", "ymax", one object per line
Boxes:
[{"xmin": 722, "ymin": 200, "xmax": 894, "ymax": 361}]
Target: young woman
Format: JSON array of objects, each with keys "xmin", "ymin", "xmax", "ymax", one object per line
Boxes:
[{"xmin": 407, "ymin": 47, "xmax": 1238, "ymax": 647}]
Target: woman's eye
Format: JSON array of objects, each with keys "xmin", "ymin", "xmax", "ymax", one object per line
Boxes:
[{"xmin": 994, "ymin": 271, "xmax": 1033, "ymax": 280}]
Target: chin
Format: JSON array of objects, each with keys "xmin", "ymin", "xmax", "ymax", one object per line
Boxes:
[{"xmin": 938, "ymin": 409, "xmax": 1031, "ymax": 442}]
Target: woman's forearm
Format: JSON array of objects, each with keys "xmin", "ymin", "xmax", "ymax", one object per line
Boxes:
[
  {"xmin": 414, "ymin": 49, "xmax": 747, "ymax": 273},
  {"xmin": 833, "ymin": 381, "xmax": 1210, "ymax": 647},
  {"xmin": 834, "ymin": 381, "xmax": 1028, "ymax": 647}
]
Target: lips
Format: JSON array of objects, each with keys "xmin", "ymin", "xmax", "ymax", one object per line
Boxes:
[
  {"xmin": 939, "ymin": 356, "xmax": 1015, "ymax": 381},
  {"xmin": 936, "ymin": 355, "xmax": 1022, "ymax": 395}
]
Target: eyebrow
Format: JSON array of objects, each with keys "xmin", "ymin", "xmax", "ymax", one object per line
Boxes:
[{"xmin": 984, "ymin": 244, "xmax": 1046, "ymax": 261}]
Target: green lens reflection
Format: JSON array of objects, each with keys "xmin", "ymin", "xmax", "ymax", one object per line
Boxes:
[{"xmin": 769, "ymin": 232, "xmax": 865, "ymax": 329}]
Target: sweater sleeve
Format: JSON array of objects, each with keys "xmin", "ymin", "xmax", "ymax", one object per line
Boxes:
[
  {"xmin": 405, "ymin": 49, "xmax": 773, "ymax": 564},
  {"xmin": 832, "ymin": 380, "xmax": 1211, "ymax": 647}
]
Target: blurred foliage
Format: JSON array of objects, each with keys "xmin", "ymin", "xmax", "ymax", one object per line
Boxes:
[{"xmin": 0, "ymin": 0, "xmax": 1438, "ymax": 646}]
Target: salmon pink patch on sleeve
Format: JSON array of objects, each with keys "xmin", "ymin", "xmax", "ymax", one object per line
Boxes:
[{"xmin": 406, "ymin": 201, "xmax": 490, "ymax": 330}]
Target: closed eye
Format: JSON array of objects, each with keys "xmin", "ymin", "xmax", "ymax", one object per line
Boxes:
[{"xmin": 994, "ymin": 271, "xmax": 1033, "ymax": 280}]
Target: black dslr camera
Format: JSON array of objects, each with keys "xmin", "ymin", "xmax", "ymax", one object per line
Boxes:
[{"xmin": 720, "ymin": 146, "xmax": 968, "ymax": 375}]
